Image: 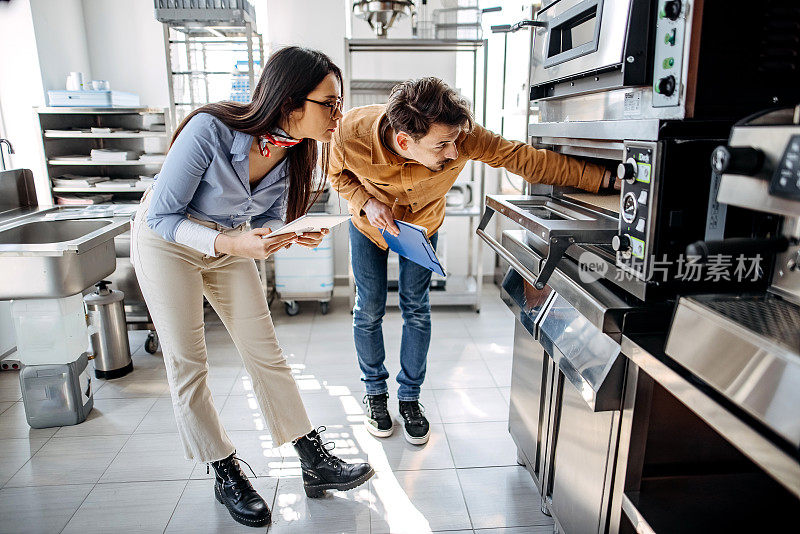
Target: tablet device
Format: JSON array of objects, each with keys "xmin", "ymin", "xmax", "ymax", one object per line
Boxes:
[{"xmin": 264, "ymin": 214, "xmax": 351, "ymax": 237}]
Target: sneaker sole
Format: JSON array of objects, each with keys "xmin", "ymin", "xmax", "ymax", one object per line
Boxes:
[
  {"xmin": 214, "ymin": 485, "xmax": 272, "ymax": 527},
  {"xmin": 365, "ymin": 419, "xmax": 394, "ymax": 438},
  {"xmin": 304, "ymin": 466, "xmax": 376, "ymax": 498},
  {"xmin": 403, "ymin": 426, "xmax": 430, "ymax": 445}
]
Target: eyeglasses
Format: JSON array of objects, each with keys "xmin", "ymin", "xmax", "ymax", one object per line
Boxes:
[{"xmin": 306, "ymin": 96, "xmax": 344, "ymax": 118}]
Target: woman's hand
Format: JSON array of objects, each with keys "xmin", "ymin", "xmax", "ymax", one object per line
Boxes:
[
  {"xmin": 214, "ymin": 228, "xmax": 298, "ymax": 259},
  {"xmin": 295, "ymin": 228, "xmax": 329, "ymax": 249}
]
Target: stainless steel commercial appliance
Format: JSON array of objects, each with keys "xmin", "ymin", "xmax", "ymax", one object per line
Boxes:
[
  {"xmin": 85, "ymin": 280, "xmax": 133, "ymax": 379},
  {"xmin": 666, "ymin": 107, "xmax": 800, "ymax": 461},
  {"xmin": 611, "ymin": 110, "xmax": 800, "ymax": 533},
  {"xmin": 478, "ymin": 1, "xmax": 800, "ymax": 532},
  {"xmin": 352, "ymin": 0, "xmax": 416, "ymax": 38}
]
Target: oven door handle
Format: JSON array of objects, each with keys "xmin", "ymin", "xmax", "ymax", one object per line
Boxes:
[
  {"xmin": 491, "ymin": 19, "xmax": 547, "ymax": 33},
  {"xmin": 477, "ymin": 207, "xmax": 542, "ymax": 287},
  {"xmin": 478, "ymin": 205, "xmax": 581, "ymax": 290}
]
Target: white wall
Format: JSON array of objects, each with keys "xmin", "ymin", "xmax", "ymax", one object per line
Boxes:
[
  {"xmin": 0, "ymin": 0, "xmax": 50, "ymax": 205},
  {"xmin": 81, "ymin": 0, "xmax": 169, "ymax": 107},
  {"xmin": 29, "ymin": 0, "xmax": 93, "ymax": 93},
  {"xmin": 0, "ymin": 302, "xmax": 16, "ymax": 359},
  {"xmin": 260, "ymin": 0, "xmax": 347, "ymax": 67}
]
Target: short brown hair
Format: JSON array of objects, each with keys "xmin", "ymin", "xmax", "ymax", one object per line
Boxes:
[{"xmin": 385, "ymin": 77, "xmax": 474, "ymax": 141}]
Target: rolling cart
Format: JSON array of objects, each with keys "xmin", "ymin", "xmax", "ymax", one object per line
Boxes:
[{"xmin": 274, "ymin": 233, "xmax": 334, "ymax": 316}]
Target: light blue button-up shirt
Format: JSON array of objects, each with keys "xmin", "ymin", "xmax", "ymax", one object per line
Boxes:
[{"xmin": 146, "ymin": 112, "xmax": 288, "ymax": 253}]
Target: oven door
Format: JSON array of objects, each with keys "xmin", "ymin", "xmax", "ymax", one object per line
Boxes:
[
  {"xmin": 479, "ymin": 194, "xmax": 619, "ymax": 292},
  {"xmin": 531, "ymin": 0, "xmax": 632, "ymax": 86}
]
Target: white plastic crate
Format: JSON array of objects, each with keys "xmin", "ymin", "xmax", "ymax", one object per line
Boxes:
[
  {"xmin": 273, "ymin": 235, "xmax": 334, "ymax": 301},
  {"xmin": 11, "ymin": 294, "xmax": 89, "ymax": 365}
]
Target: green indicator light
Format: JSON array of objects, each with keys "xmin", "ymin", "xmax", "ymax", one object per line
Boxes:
[{"xmin": 663, "ymin": 57, "xmax": 675, "ymax": 68}]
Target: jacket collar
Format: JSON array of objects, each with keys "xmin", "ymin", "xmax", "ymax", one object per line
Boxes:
[{"xmin": 370, "ymin": 112, "xmax": 405, "ymax": 166}]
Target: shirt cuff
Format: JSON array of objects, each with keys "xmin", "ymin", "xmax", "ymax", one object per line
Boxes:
[
  {"xmin": 580, "ymin": 162, "xmax": 607, "ymax": 193},
  {"xmin": 174, "ymin": 219, "xmax": 222, "ymax": 256},
  {"xmin": 351, "ymin": 187, "xmax": 374, "ymax": 216}
]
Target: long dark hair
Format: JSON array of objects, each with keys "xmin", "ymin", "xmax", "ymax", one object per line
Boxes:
[{"xmin": 170, "ymin": 46, "xmax": 342, "ymax": 222}]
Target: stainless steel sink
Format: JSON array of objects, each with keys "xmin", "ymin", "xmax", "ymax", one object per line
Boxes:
[
  {"xmin": 0, "ymin": 220, "xmax": 110, "ymax": 245},
  {"xmin": 0, "ymin": 211, "xmax": 130, "ymax": 299}
]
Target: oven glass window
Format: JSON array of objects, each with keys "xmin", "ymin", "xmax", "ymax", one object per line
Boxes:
[{"xmin": 548, "ymin": 8, "xmax": 598, "ymax": 59}]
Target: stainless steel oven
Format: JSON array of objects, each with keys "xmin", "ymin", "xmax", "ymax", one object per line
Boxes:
[
  {"xmin": 527, "ymin": 0, "xmax": 800, "ymax": 121},
  {"xmin": 484, "ymin": 3, "xmax": 800, "ymax": 532}
]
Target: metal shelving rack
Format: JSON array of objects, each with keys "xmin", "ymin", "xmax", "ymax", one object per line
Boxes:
[
  {"xmin": 35, "ymin": 107, "xmax": 169, "ymax": 198},
  {"xmin": 35, "ymin": 106, "xmax": 170, "ymax": 352},
  {"xmin": 344, "ymin": 38, "xmax": 489, "ymax": 312},
  {"xmin": 160, "ymin": 22, "xmax": 264, "ymax": 128},
  {"xmin": 155, "ymin": 2, "xmax": 272, "ymax": 301}
]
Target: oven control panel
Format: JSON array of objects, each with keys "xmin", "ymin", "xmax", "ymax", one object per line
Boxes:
[
  {"xmin": 615, "ymin": 143, "xmax": 657, "ymax": 278},
  {"xmin": 652, "ymin": 0, "xmax": 687, "ymax": 108},
  {"xmin": 770, "ymin": 135, "xmax": 800, "ymax": 201}
]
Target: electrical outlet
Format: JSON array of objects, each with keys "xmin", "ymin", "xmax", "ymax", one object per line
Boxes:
[{"xmin": 0, "ymin": 358, "xmax": 21, "ymax": 371}]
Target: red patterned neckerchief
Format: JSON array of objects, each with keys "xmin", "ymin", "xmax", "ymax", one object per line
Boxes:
[{"xmin": 258, "ymin": 129, "xmax": 301, "ymax": 158}]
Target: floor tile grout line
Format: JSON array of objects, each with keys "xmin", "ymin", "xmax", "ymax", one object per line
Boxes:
[
  {"xmin": 86, "ymin": 395, "xmax": 157, "ymax": 490},
  {"xmin": 162, "ymin": 475, "xmax": 193, "ymax": 534},
  {"xmin": 58, "ymin": 481, "xmax": 97, "ymax": 534},
  {"xmin": 438, "ymin": 412, "xmax": 477, "ymax": 532},
  {"xmin": 0, "ymin": 428, "xmax": 57, "ymax": 492}
]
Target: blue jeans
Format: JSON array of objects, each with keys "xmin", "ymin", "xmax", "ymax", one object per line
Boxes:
[{"xmin": 349, "ymin": 222, "xmax": 438, "ymax": 402}]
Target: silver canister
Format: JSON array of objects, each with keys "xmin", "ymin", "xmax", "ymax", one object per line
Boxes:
[{"xmin": 84, "ymin": 280, "xmax": 132, "ymax": 379}]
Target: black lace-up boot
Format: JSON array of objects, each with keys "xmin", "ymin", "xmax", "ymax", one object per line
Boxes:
[
  {"xmin": 399, "ymin": 400, "xmax": 430, "ymax": 445},
  {"xmin": 210, "ymin": 453, "xmax": 271, "ymax": 527},
  {"xmin": 363, "ymin": 393, "xmax": 393, "ymax": 437},
  {"xmin": 292, "ymin": 426, "xmax": 375, "ymax": 498}
]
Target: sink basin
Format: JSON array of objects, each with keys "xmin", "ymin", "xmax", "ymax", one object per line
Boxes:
[
  {"xmin": 0, "ymin": 220, "xmax": 110, "ymax": 245},
  {"xmin": 0, "ymin": 213, "xmax": 130, "ymax": 299}
]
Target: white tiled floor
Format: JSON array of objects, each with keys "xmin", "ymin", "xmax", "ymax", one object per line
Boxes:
[{"xmin": 0, "ymin": 284, "xmax": 553, "ymax": 533}]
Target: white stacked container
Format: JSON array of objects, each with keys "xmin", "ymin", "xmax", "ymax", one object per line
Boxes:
[
  {"xmin": 12, "ymin": 294, "xmax": 93, "ymax": 428},
  {"xmin": 273, "ymin": 234, "xmax": 334, "ymax": 315}
]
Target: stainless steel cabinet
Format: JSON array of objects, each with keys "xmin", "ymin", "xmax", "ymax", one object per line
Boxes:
[
  {"xmin": 509, "ymin": 321, "xmax": 552, "ymax": 497},
  {"xmin": 545, "ymin": 370, "xmax": 621, "ymax": 534},
  {"xmin": 503, "ymin": 269, "xmax": 625, "ymax": 533}
]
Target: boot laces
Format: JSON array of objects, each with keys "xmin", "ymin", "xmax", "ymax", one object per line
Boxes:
[
  {"xmin": 209, "ymin": 454, "xmax": 257, "ymax": 499},
  {"xmin": 312, "ymin": 426, "xmax": 342, "ymax": 467},
  {"xmin": 363, "ymin": 393, "xmax": 389, "ymax": 420},
  {"xmin": 400, "ymin": 401, "xmax": 426, "ymax": 425}
]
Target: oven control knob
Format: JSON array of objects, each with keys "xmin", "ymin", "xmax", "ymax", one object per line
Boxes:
[
  {"xmin": 711, "ymin": 145, "xmax": 765, "ymax": 176},
  {"xmin": 612, "ymin": 234, "xmax": 631, "ymax": 252},
  {"xmin": 663, "ymin": 0, "xmax": 682, "ymax": 20},
  {"xmin": 657, "ymin": 75, "xmax": 676, "ymax": 96},
  {"xmin": 617, "ymin": 157, "xmax": 638, "ymax": 184}
]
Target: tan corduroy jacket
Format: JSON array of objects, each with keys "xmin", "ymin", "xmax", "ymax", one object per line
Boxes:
[{"xmin": 329, "ymin": 104, "xmax": 606, "ymax": 249}]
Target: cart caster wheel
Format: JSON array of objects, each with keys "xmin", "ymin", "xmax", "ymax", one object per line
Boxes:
[
  {"xmin": 320, "ymin": 301, "xmax": 330, "ymax": 315},
  {"xmin": 144, "ymin": 332, "xmax": 159, "ymax": 354},
  {"xmin": 285, "ymin": 301, "xmax": 301, "ymax": 316}
]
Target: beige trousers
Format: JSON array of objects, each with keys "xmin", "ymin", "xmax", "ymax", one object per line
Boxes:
[{"xmin": 131, "ymin": 191, "xmax": 313, "ymax": 462}]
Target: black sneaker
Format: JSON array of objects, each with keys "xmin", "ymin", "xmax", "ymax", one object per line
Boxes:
[
  {"xmin": 398, "ymin": 400, "xmax": 430, "ymax": 445},
  {"xmin": 363, "ymin": 393, "xmax": 394, "ymax": 437}
]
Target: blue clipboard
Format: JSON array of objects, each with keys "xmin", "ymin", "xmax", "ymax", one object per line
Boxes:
[{"xmin": 382, "ymin": 220, "xmax": 446, "ymax": 277}]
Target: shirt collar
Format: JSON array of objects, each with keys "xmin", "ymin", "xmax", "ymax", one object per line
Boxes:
[
  {"xmin": 371, "ymin": 112, "xmax": 405, "ymax": 166},
  {"xmin": 230, "ymin": 130, "xmax": 253, "ymax": 162}
]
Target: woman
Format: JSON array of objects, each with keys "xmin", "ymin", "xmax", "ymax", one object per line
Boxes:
[{"xmin": 131, "ymin": 47, "xmax": 373, "ymax": 528}]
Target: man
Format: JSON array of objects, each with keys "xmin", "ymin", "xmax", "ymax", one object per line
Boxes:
[{"xmin": 330, "ymin": 77, "xmax": 614, "ymax": 445}]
